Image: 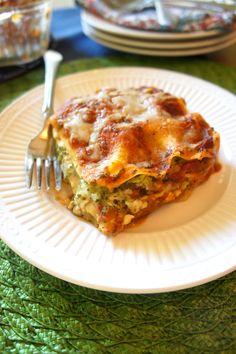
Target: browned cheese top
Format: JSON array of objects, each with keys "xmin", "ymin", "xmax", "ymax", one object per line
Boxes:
[{"xmin": 50, "ymin": 87, "xmax": 220, "ymax": 189}]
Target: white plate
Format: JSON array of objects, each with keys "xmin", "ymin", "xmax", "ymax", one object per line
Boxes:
[
  {"xmin": 82, "ymin": 10, "xmax": 223, "ymax": 40},
  {"xmin": 82, "ymin": 20, "xmax": 236, "ymax": 50},
  {"xmin": 82, "ymin": 24, "xmax": 236, "ymax": 57},
  {"xmin": 0, "ymin": 67, "xmax": 236, "ymax": 293}
]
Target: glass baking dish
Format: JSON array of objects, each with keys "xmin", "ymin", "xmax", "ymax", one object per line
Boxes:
[{"xmin": 0, "ymin": 0, "xmax": 52, "ymax": 66}]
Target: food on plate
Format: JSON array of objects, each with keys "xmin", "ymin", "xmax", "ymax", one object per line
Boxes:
[{"xmin": 50, "ymin": 86, "xmax": 220, "ymax": 235}]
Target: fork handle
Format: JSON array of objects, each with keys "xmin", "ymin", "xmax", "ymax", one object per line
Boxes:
[
  {"xmin": 154, "ymin": 0, "xmax": 173, "ymax": 28},
  {"xmin": 42, "ymin": 50, "xmax": 63, "ymax": 121}
]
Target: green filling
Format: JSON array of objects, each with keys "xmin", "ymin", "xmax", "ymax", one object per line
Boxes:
[
  {"xmin": 56, "ymin": 143, "xmax": 158, "ymax": 216},
  {"xmin": 56, "ymin": 142, "xmax": 191, "ymax": 228}
]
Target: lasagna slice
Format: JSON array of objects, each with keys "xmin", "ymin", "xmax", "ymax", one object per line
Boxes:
[{"xmin": 50, "ymin": 87, "xmax": 220, "ymax": 235}]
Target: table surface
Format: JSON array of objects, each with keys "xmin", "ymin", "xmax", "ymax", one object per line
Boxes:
[{"xmin": 0, "ymin": 7, "xmax": 236, "ymax": 354}]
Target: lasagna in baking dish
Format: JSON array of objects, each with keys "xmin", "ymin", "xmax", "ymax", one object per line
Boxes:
[{"xmin": 50, "ymin": 86, "xmax": 220, "ymax": 235}]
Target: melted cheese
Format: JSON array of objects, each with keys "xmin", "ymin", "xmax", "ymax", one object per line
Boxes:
[
  {"xmin": 64, "ymin": 111, "xmax": 93, "ymax": 143},
  {"xmin": 62, "ymin": 89, "xmax": 170, "ymax": 157},
  {"xmin": 111, "ymin": 93, "xmax": 168, "ymax": 123},
  {"xmin": 50, "ymin": 87, "xmax": 220, "ymax": 189}
]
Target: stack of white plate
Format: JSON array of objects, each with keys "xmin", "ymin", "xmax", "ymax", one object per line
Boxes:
[{"xmin": 81, "ymin": 10, "xmax": 236, "ymax": 57}]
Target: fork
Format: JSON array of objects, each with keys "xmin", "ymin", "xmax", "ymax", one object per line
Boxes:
[{"xmin": 25, "ymin": 50, "xmax": 63, "ymax": 191}]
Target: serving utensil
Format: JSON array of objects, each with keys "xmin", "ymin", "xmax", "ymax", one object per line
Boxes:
[
  {"xmin": 154, "ymin": 0, "xmax": 177, "ymax": 28},
  {"xmin": 95, "ymin": 0, "xmax": 236, "ymax": 12},
  {"xmin": 25, "ymin": 50, "xmax": 63, "ymax": 191}
]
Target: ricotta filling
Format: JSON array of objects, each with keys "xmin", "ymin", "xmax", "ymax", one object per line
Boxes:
[{"xmin": 56, "ymin": 141, "xmax": 191, "ymax": 230}]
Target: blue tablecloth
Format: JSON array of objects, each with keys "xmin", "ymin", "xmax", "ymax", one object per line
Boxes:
[{"xmin": 51, "ymin": 7, "xmax": 116, "ymax": 60}]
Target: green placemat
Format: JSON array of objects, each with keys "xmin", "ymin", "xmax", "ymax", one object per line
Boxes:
[{"xmin": 0, "ymin": 56, "xmax": 236, "ymax": 353}]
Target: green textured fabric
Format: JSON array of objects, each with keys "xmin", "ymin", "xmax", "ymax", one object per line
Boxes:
[{"xmin": 0, "ymin": 56, "xmax": 236, "ymax": 353}]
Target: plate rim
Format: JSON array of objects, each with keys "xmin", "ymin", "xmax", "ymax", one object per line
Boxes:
[
  {"xmin": 82, "ymin": 20, "xmax": 236, "ymax": 50},
  {"xmin": 1, "ymin": 66, "xmax": 236, "ymax": 118},
  {"xmin": 0, "ymin": 218, "xmax": 235, "ymax": 294},
  {"xmin": 82, "ymin": 24, "xmax": 236, "ymax": 56},
  {"xmin": 82, "ymin": 10, "xmax": 223, "ymax": 40}
]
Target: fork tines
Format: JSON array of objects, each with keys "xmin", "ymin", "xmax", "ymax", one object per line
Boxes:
[{"xmin": 25, "ymin": 138, "xmax": 62, "ymax": 191}]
